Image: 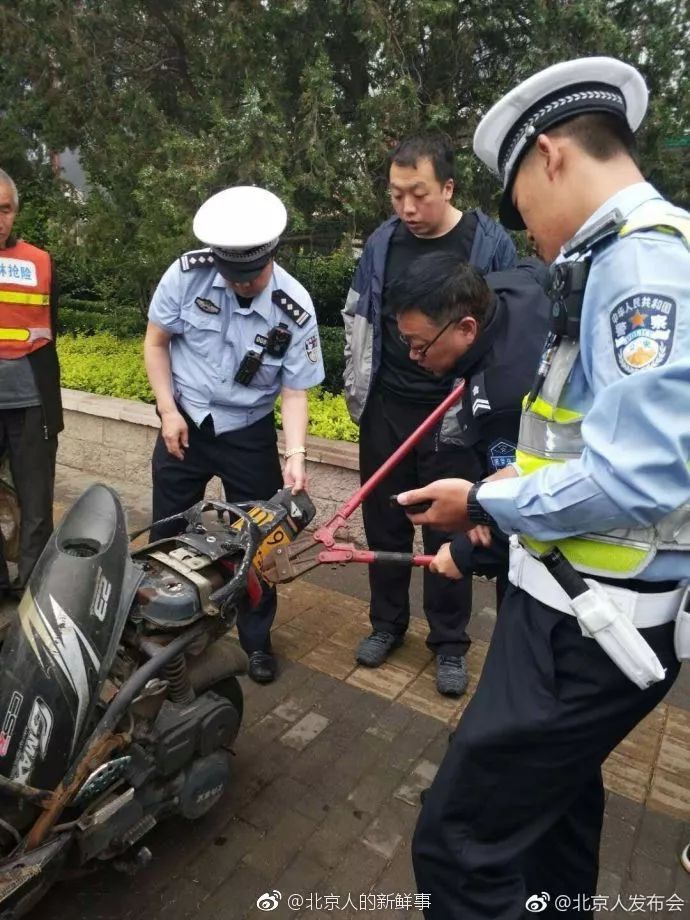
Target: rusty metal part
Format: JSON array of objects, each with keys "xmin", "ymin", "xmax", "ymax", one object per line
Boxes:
[{"xmin": 25, "ymin": 733, "xmax": 128, "ymax": 851}]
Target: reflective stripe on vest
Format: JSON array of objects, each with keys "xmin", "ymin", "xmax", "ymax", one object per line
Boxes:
[
  {"xmin": 516, "ymin": 340, "xmax": 586, "ymax": 475},
  {"xmin": 515, "ymin": 210, "xmax": 690, "ymax": 578},
  {"xmin": 0, "ymin": 241, "xmax": 52, "ymax": 359},
  {"xmin": 0, "ymin": 291, "xmax": 50, "ymax": 306},
  {"xmin": 620, "ymin": 208, "xmax": 690, "ymax": 250}
]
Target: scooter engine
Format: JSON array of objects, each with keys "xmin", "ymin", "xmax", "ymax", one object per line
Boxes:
[{"xmin": 75, "ymin": 689, "xmax": 241, "ymax": 863}]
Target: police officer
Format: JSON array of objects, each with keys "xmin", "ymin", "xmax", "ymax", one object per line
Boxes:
[
  {"xmin": 391, "ymin": 251, "xmax": 551, "ymax": 619},
  {"xmin": 145, "ymin": 186, "xmax": 324, "ymax": 684},
  {"xmin": 399, "ymin": 58, "xmax": 690, "ymax": 918}
]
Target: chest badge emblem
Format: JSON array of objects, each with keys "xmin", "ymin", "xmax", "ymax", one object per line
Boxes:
[{"xmin": 195, "ymin": 296, "xmax": 221, "ymax": 315}]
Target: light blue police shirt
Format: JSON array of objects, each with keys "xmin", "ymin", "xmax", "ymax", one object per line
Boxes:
[
  {"xmin": 479, "ymin": 183, "xmax": 690, "ymax": 580},
  {"xmin": 148, "ymin": 256, "xmax": 325, "ymax": 435}
]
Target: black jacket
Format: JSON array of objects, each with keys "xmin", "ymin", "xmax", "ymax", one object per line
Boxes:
[{"xmin": 444, "ymin": 258, "xmax": 551, "ymax": 575}]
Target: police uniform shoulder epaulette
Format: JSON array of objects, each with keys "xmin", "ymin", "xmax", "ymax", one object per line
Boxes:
[
  {"xmin": 179, "ymin": 249, "xmax": 216, "ymax": 272},
  {"xmin": 272, "ymin": 289, "xmax": 310, "ymax": 328},
  {"xmin": 562, "ymin": 209, "xmax": 625, "ymax": 259}
]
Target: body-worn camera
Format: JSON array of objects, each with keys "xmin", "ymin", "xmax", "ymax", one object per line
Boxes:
[
  {"xmin": 549, "ymin": 209, "xmax": 626, "ymax": 341},
  {"xmin": 548, "ymin": 260, "xmax": 590, "ymax": 340},
  {"xmin": 234, "ymin": 350, "xmax": 263, "ymax": 385},
  {"xmin": 266, "ymin": 323, "xmax": 292, "ymax": 358}
]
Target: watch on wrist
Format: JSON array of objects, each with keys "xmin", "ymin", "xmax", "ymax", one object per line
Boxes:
[{"xmin": 467, "ymin": 482, "xmax": 493, "ymax": 526}]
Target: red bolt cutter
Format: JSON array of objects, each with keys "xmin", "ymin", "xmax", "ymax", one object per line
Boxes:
[{"xmin": 261, "ymin": 381, "xmax": 465, "ymax": 584}]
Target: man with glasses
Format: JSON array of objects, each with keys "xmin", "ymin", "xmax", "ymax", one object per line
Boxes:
[
  {"xmin": 342, "ymin": 134, "xmax": 517, "ymax": 695},
  {"xmin": 400, "ymin": 318, "xmax": 455, "ymax": 359},
  {"xmin": 393, "ymin": 252, "xmax": 551, "ymax": 598}
]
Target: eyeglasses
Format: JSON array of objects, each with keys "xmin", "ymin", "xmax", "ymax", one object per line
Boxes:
[{"xmin": 399, "ymin": 319, "xmax": 454, "ymax": 357}]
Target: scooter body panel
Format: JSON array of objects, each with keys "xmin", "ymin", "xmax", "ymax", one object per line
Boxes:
[{"xmin": 0, "ymin": 485, "xmax": 138, "ymax": 790}]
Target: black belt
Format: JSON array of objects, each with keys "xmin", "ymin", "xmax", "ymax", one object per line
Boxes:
[{"xmin": 596, "ymin": 575, "xmax": 680, "ymax": 594}]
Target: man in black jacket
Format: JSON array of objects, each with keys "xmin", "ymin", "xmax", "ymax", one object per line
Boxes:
[
  {"xmin": 391, "ymin": 251, "xmax": 551, "ymax": 595},
  {"xmin": 345, "ymin": 135, "xmax": 518, "ymax": 696},
  {"xmin": 0, "ymin": 169, "xmax": 62, "ymax": 600}
]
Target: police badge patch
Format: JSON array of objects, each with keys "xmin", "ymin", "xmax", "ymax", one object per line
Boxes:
[
  {"xmin": 488, "ymin": 439, "xmax": 516, "ymax": 471},
  {"xmin": 610, "ymin": 293, "xmax": 676, "ymax": 375},
  {"xmin": 305, "ymin": 334, "xmax": 319, "ymax": 364},
  {"xmin": 195, "ymin": 296, "xmax": 221, "ymax": 314}
]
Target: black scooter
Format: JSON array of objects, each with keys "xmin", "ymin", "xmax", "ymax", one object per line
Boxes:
[{"xmin": 0, "ymin": 483, "xmax": 314, "ymax": 918}]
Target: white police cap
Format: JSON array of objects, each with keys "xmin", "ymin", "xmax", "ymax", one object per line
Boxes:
[
  {"xmin": 193, "ymin": 186, "xmax": 288, "ymax": 281},
  {"xmin": 473, "ymin": 57, "xmax": 648, "ymax": 230}
]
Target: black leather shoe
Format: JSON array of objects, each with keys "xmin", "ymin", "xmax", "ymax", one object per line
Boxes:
[{"xmin": 248, "ymin": 651, "xmax": 277, "ymax": 684}]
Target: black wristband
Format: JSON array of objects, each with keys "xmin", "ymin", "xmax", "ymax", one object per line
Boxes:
[{"xmin": 467, "ymin": 481, "xmax": 494, "ymax": 526}]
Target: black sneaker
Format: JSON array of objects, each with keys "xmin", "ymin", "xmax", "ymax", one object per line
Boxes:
[
  {"xmin": 248, "ymin": 651, "xmax": 277, "ymax": 684},
  {"xmin": 436, "ymin": 655, "xmax": 468, "ymax": 697},
  {"xmin": 355, "ymin": 631, "xmax": 403, "ymax": 668}
]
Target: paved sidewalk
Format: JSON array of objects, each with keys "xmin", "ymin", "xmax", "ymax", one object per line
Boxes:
[{"xmin": 21, "ymin": 468, "xmax": 690, "ymax": 918}]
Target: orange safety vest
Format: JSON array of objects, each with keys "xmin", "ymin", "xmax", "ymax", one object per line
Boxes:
[{"xmin": 0, "ymin": 240, "xmax": 53, "ymax": 359}]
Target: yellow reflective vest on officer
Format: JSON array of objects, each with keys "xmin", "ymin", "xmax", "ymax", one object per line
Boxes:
[{"xmin": 514, "ymin": 201, "xmax": 690, "ymax": 578}]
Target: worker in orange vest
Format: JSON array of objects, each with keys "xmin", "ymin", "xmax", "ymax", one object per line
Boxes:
[{"xmin": 0, "ymin": 168, "xmax": 62, "ymax": 599}]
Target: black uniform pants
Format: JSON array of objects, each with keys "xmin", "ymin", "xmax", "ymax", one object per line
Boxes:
[
  {"xmin": 0, "ymin": 406, "xmax": 57, "ymax": 592},
  {"xmin": 412, "ymin": 584, "xmax": 680, "ymax": 919},
  {"xmin": 150, "ymin": 411, "xmax": 283, "ymax": 654},
  {"xmin": 359, "ymin": 389, "xmax": 483, "ymax": 657}
]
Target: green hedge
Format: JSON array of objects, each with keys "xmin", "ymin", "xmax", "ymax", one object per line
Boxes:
[
  {"xmin": 274, "ymin": 389, "xmax": 358, "ymax": 443},
  {"xmin": 57, "ymin": 333, "xmax": 357, "ymax": 443},
  {"xmin": 59, "ymin": 303, "xmax": 147, "ymax": 338},
  {"xmin": 59, "ymin": 318, "xmax": 346, "ymax": 395},
  {"xmin": 57, "ymin": 249, "xmax": 355, "ymax": 337},
  {"xmin": 280, "ymin": 249, "xmax": 356, "ymax": 328},
  {"xmin": 58, "ymin": 334, "xmax": 153, "ymax": 402}
]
